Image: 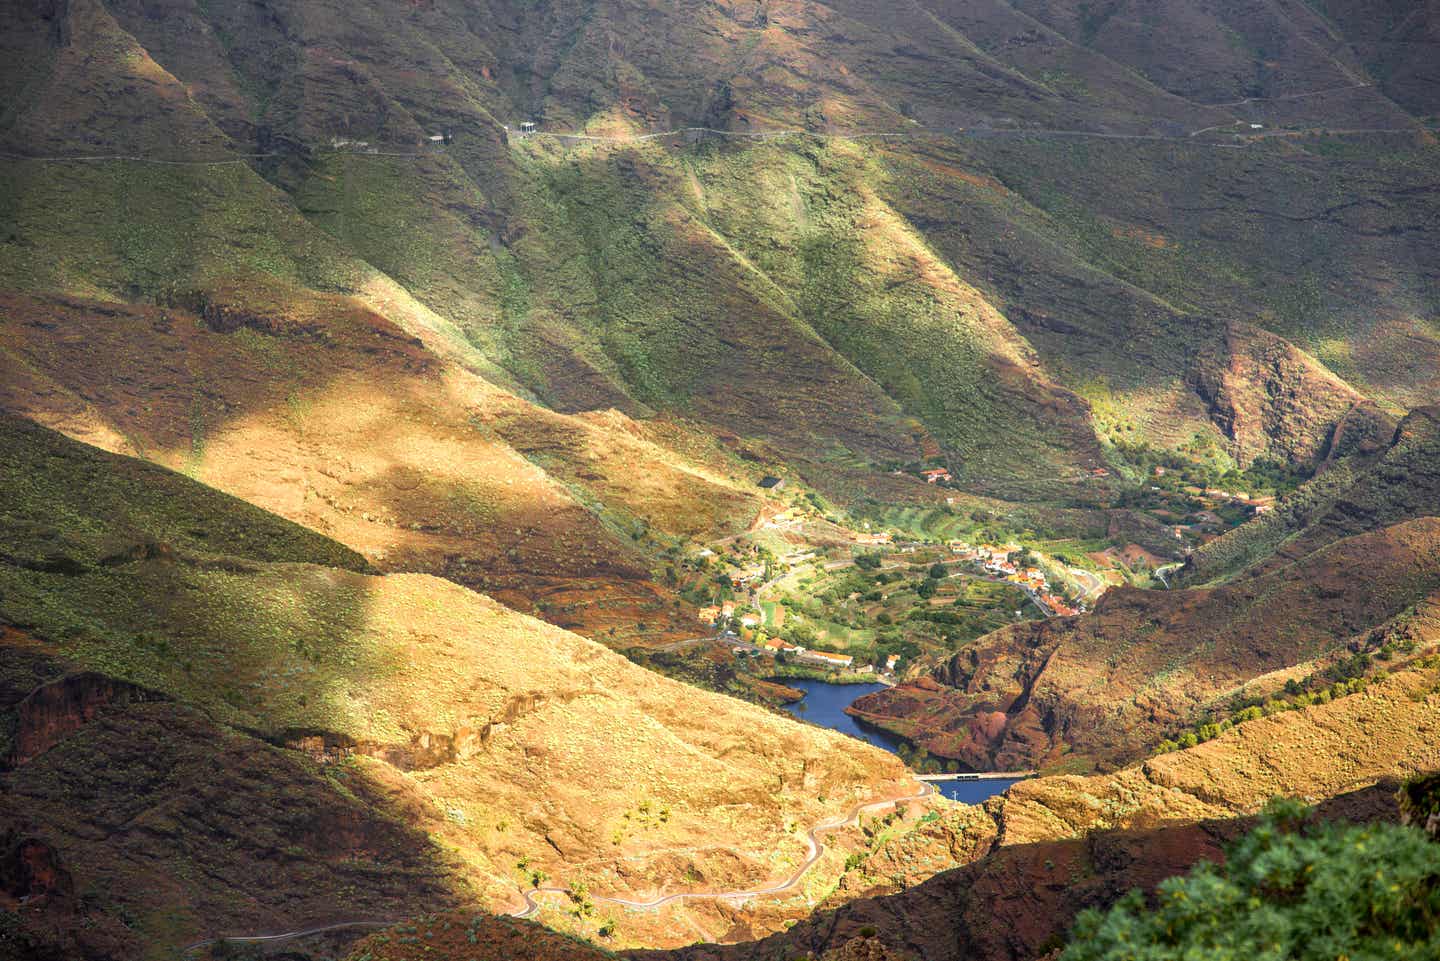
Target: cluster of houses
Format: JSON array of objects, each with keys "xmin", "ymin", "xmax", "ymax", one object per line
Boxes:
[
  {"xmin": 948, "ymin": 541, "xmax": 1084, "ymax": 618},
  {"xmin": 889, "ymin": 466, "xmax": 954, "ymax": 484},
  {"xmin": 698, "ymin": 599, "xmax": 764, "ymax": 628},
  {"xmin": 697, "ymin": 600, "xmax": 736, "ymax": 624},
  {"xmin": 728, "ymin": 566, "xmax": 766, "ymax": 591},
  {"xmin": 738, "ymin": 639, "xmax": 901, "ymax": 676},
  {"xmin": 1200, "ymin": 486, "xmax": 1276, "ymax": 515}
]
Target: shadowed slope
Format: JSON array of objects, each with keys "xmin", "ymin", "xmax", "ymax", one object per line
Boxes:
[{"xmin": 0, "ymin": 417, "xmax": 913, "ymax": 951}]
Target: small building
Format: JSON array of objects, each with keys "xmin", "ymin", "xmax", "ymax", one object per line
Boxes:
[
  {"xmin": 740, "ymin": 614, "xmax": 760, "ymax": 628},
  {"xmin": 884, "ymin": 654, "xmax": 900, "ymax": 673},
  {"xmin": 721, "ymin": 601, "xmax": 736, "ymax": 618},
  {"xmin": 697, "ymin": 605, "xmax": 721, "ymax": 624},
  {"xmin": 921, "ymin": 468, "xmax": 952, "ymax": 484},
  {"xmin": 731, "ymin": 569, "xmax": 763, "ymax": 590},
  {"xmin": 520, "ymin": 120, "xmax": 537, "ymax": 134},
  {"xmin": 801, "ymin": 650, "xmax": 855, "ymax": 669},
  {"xmin": 758, "ymin": 476, "xmax": 785, "ymax": 491}
]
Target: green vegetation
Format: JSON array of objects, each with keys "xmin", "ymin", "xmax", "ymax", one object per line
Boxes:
[
  {"xmin": 0, "ymin": 413, "xmax": 366, "ymax": 571},
  {"xmin": 1062, "ymin": 799, "xmax": 1440, "ymax": 961},
  {"xmin": 1152, "ymin": 651, "xmax": 1433, "ymax": 754}
]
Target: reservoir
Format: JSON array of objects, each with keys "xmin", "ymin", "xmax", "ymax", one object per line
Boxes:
[{"xmin": 778, "ymin": 677, "xmax": 1024, "ymax": 805}]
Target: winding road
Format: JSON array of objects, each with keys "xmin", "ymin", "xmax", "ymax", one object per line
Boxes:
[
  {"xmin": 179, "ymin": 781, "xmax": 933, "ymax": 951},
  {"xmin": 182, "ymin": 920, "xmax": 396, "ymax": 953},
  {"xmin": 509, "ymin": 779, "xmax": 933, "ymax": 918}
]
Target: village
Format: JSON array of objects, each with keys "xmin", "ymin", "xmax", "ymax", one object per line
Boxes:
[
  {"xmin": 673, "ymin": 507, "xmax": 1097, "ymax": 688},
  {"xmin": 648, "ymin": 447, "xmax": 1300, "ymax": 701}
]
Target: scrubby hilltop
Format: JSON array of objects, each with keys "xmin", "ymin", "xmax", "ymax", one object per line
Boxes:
[{"xmin": 642, "ymin": 657, "xmax": 1440, "ymax": 961}]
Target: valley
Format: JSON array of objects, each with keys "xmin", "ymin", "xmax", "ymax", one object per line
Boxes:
[{"xmin": 2, "ymin": 0, "xmax": 1438, "ymax": 959}]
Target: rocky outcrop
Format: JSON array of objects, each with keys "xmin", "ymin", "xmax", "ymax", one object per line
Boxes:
[
  {"xmin": 3, "ymin": 672, "xmax": 165, "ymax": 769},
  {"xmin": 0, "ymin": 833, "xmax": 73, "ymax": 908},
  {"xmin": 1187, "ymin": 323, "xmax": 1364, "ymax": 468},
  {"xmin": 851, "ymin": 519, "xmax": 1440, "ymax": 771},
  {"xmin": 1183, "ymin": 405, "xmax": 1440, "ymax": 584}
]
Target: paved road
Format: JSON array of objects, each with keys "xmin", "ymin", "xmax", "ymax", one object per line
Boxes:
[
  {"xmin": 182, "ymin": 920, "xmax": 395, "ymax": 952},
  {"xmin": 1068, "ymin": 567, "xmax": 1106, "ymax": 602},
  {"xmin": 509, "ymin": 780, "xmax": 933, "ymax": 918},
  {"xmin": 178, "ymin": 782, "xmax": 932, "ymax": 948},
  {"xmin": 652, "ymin": 633, "xmax": 723, "ymax": 653},
  {"xmin": 1154, "ymin": 563, "xmax": 1184, "ymax": 590}
]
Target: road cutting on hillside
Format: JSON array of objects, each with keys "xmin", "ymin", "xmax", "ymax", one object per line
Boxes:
[
  {"xmin": 509, "ymin": 779, "xmax": 934, "ymax": 919},
  {"xmin": 180, "ymin": 780, "xmax": 935, "ymax": 951}
]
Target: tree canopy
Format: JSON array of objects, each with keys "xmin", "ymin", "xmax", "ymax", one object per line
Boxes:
[{"xmin": 1062, "ymin": 799, "xmax": 1440, "ymax": 961}]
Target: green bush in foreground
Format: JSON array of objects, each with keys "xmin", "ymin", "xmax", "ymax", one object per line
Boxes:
[{"xmin": 1062, "ymin": 799, "xmax": 1440, "ymax": 961}]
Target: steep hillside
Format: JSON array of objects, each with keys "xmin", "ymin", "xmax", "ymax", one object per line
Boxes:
[
  {"xmin": 851, "ymin": 516, "xmax": 1440, "ymax": 771},
  {"xmin": 1182, "ymin": 405, "xmax": 1440, "ymax": 584},
  {"xmin": 642, "ymin": 658, "xmax": 1440, "ymax": 961},
  {"xmin": 0, "ymin": 287, "xmax": 770, "ymax": 641},
  {"xmin": 641, "ymin": 785, "xmax": 1410, "ymax": 961},
  {"xmin": 3, "ymin": 0, "xmax": 1437, "ymax": 506},
  {"xmin": 1, "ymin": 643, "xmax": 471, "ymax": 961},
  {"xmin": 0, "ymin": 417, "xmax": 914, "ymax": 953}
]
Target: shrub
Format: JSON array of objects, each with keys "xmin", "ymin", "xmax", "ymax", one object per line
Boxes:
[{"xmin": 1061, "ymin": 799, "xmax": 1440, "ymax": 961}]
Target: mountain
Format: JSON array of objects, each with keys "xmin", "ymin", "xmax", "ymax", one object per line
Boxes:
[
  {"xmin": 4, "ymin": 0, "xmax": 1438, "ymax": 507},
  {"xmin": 0, "ymin": 415, "xmax": 911, "ymax": 955},
  {"xmin": 2, "ymin": 0, "xmax": 1440, "ymax": 959},
  {"xmin": 848, "ymin": 410, "xmax": 1440, "ymax": 772}
]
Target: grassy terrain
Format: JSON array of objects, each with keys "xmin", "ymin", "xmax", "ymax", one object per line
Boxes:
[
  {"xmin": 1184, "ymin": 406, "xmax": 1440, "ymax": 585},
  {"xmin": 0, "ymin": 417, "xmax": 912, "ymax": 952}
]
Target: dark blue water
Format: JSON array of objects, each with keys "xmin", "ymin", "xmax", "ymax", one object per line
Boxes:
[{"xmin": 777, "ymin": 678, "xmax": 1022, "ymax": 805}]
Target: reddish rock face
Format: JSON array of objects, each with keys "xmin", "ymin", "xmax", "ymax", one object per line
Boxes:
[
  {"xmin": 0, "ymin": 836, "xmax": 73, "ymax": 908},
  {"xmin": 4, "ymin": 672, "xmax": 164, "ymax": 769}
]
